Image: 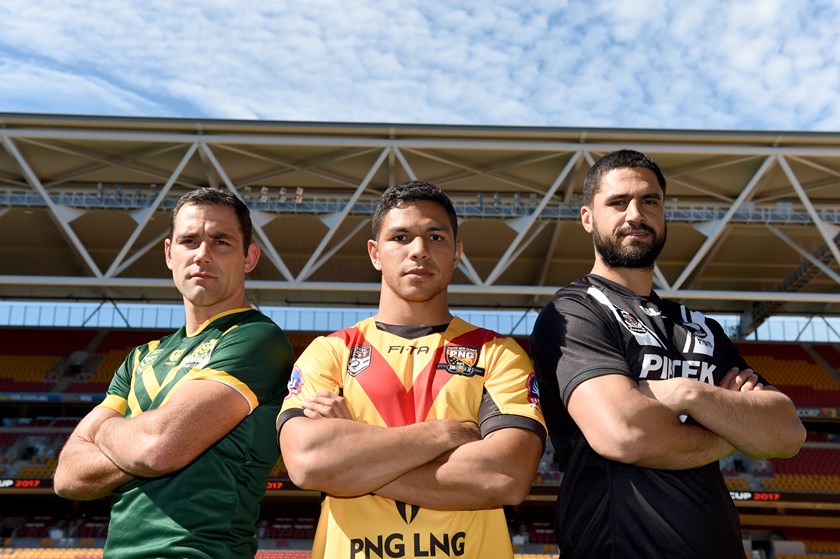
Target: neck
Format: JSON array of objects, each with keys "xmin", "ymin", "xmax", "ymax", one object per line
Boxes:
[
  {"xmin": 590, "ymin": 261, "xmax": 654, "ymax": 297},
  {"xmin": 184, "ymin": 299, "xmax": 250, "ymax": 334},
  {"xmin": 375, "ymin": 290, "xmax": 453, "ymax": 326}
]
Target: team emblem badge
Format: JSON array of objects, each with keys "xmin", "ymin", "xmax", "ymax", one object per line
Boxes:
[
  {"xmin": 348, "ymin": 345, "xmax": 372, "ymax": 376},
  {"xmin": 618, "ymin": 309, "xmax": 648, "ymax": 335},
  {"xmin": 180, "ymin": 339, "xmax": 217, "ymax": 370},
  {"xmin": 139, "ymin": 348, "xmax": 162, "ymax": 370},
  {"xmin": 437, "ymin": 346, "xmax": 485, "ymax": 377}
]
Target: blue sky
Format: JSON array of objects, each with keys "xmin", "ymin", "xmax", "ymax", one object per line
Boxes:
[{"xmin": 1, "ymin": 0, "xmax": 839, "ymax": 130}]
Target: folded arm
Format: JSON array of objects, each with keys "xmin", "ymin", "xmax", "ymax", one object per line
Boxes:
[
  {"xmin": 54, "ymin": 406, "xmax": 135, "ymax": 500},
  {"xmin": 94, "ymin": 379, "xmax": 251, "ymax": 477},
  {"xmin": 374, "ymin": 426, "xmax": 543, "ymax": 510},
  {"xmin": 568, "ymin": 373, "xmax": 736, "ymax": 470},
  {"xmin": 642, "ymin": 368, "xmax": 805, "ymax": 459},
  {"xmin": 278, "ymin": 411, "xmax": 480, "ymax": 497}
]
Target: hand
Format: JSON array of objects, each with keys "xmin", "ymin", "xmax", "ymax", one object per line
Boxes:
[
  {"xmin": 437, "ymin": 419, "xmax": 482, "ymax": 448},
  {"xmin": 719, "ymin": 367, "xmax": 764, "ymax": 392},
  {"xmin": 301, "ymin": 390, "xmax": 353, "ymax": 420}
]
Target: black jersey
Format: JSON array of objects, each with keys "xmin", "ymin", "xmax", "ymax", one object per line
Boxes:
[{"xmin": 530, "ymin": 274, "xmax": 761, "ymax": 559}]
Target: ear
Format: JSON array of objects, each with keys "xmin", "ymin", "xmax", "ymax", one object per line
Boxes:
[
  {"xmin": 453, "ymin": 239, "xmax": 463, "ymax": 268},
  {"xmin": 164, "ymin": 239, "xmax": 173, "ymax": 270},
  {"xmin": 580, "ymin": 205, "xmax": 594, "ymax": 234},
  {"xmin": 367, "ymin": 239, "xmax": 382, "ymax": 271},
  {"xmin": 244, "ymin": 243, "xmax": 260, "ymax": 274}
]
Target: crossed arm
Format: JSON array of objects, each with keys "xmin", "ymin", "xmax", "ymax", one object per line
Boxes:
[
  {"xmin": 568, "ymin": 368, "xmax": 805, "ymax": 470},
  {"xmin": 54, "ymin": 379, "xmax": 250, "ymax": 500},
  {"xmin": 279, "ymin": 392, "xmax": 543, "ymax": 510}
]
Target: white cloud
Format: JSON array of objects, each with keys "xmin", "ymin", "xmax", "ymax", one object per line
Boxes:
[{"xmin": 0, "ymin": 0, "xmax": 839, "ymax": 130}]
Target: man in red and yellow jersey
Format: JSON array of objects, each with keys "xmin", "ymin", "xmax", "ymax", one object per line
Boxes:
[{"xmin": 277, "ymin": 180, "xmax": 546, "ymax": 559}]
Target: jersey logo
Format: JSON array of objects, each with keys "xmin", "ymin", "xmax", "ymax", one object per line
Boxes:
[
  {"xmin": 527, "ymin": 373, "xmax": 541, "ymax": 407},
  {"xmin": 618, "ymin": 309, "xmax": 647, "ymax": 334},
  {"xmin": 180, "ymin": 340, "xmax": 217, "ymax": 370},
  {"xmin": 164, "ymin": 349, "xmax": 185, "ymax": 365},
  {"xmin": 348, "ymin": 344, "xmax": 372, "ymax": 376},
  {"xmin": 139, "ymin": 348, "xmax": 162, "ymax": 370},
  {"xmin": 285, "ymin": 367, "xmax": 304, "ymax": 399},
  {"xmin": 436, "ymin": 346, "xmax": 485, "ymax": 377},
  {"xmin": 396, "ymin": 501, "xmax": 420, "ymax": 525}
]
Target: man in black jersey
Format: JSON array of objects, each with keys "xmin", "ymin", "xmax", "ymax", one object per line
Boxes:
[{"xmin": 529, "ymin": 149, "xmax": 806, "ymax": 559}]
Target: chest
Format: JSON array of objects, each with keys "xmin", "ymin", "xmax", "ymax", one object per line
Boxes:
[
  {"xmin": 128, "ymin": 334, "xmax": 221, "ymax": 413},
  {"xmin": 339, "ymin": 339, "xmax": 487, "ymax": 425}
]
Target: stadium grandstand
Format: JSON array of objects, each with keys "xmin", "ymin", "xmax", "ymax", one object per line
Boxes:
[{"xmin": 1, "ymin": 113, "xmax": 839, "ymax": 558}]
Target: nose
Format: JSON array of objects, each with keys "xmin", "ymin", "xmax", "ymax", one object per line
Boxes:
[
  {"xmin": 193, "ymin": 241, "xmax": 212, "ymax": 263},
  {"xmin": 408, "ymin": 237, "xmax": 429, "ymax": 260},
  {"xmin": 625, "ymin": 200, "xmax": 645, "ymax": 223}
]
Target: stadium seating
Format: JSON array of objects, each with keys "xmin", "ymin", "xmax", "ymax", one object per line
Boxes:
[{"xmin": 1, "ymin": 329, "xmax": 839, "ymax": 556}]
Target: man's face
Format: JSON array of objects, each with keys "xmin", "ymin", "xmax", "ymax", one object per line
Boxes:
[
  {"xmin": 367, "ymin": 200, "xmax": 462, "ymax": 305},
  {"xmin": 581, "ymin": 167, "xmax": 666, "ymax": 270},
  {"xmin": 165, "ymin": 202, "xmax": 259, "ymax": 315}
]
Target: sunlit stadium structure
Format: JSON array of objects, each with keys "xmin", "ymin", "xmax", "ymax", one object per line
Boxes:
[{"xmin": 1, "ymin": 113, "xmax": 840, "ymax": 558}]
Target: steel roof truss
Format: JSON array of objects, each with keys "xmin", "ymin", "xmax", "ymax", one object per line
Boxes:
[
  {"xmin": 198, "ymin": 142, "xmax": 295, "ymax": 282},
  {"xmin": 105, "ymin": 143, "xmax": 197, "ymax": 278},
  {"xmin": 484, "ymin": 151, "xmax": 582, "ymax": 286},
  {"xmin": 296, "ymin": 148, "xmax": 389, "ymax": 282},
  {"xmin": 671, "ymin": 155, "xmax": 775, "ymax": 290},
  {"xmin": 778, "ymin": 155, "xmax": 840, "ymax": 268},
  {"xmin": 1, "ymin": 136, "xmax": 103, "ymax": 278},
  {"xmin": 768, "ymin": 226, "xmax": 840, "ymax": 287}
]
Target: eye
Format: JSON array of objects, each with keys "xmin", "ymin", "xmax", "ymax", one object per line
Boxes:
[
  {"xmin": 430, "ymin": 234, "xmax": 445, "ymax": 242},
  {"xmin": 392, "ymin": 234, "xmax": 409, "ymax": 242}
]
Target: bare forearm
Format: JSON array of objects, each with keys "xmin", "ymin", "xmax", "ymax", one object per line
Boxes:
[
  {"xmin": 95, "ymin": 416, "xmax": 167, "ymax": 477},
  {"xmin": 279, "ymin": 417, "xmax": 479, "ymax": 496},
  {"xmin": 628, "ymin": 418, "xmax": 736, "ymax": 469},
  {"xmin": 54, "ymin": 437, "xmax": 134, "ymax": 500},
  {"xmin": 683, "ymin": 386, "xmax": 805, "ymax": 458},
  {"xmin": 375, "ymin": 430, "xmax": 543, "ymax": 510}
]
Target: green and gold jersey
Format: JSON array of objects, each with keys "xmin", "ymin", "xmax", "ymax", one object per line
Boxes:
[
  {"xmin": 100, "ymin": 308, "xmax": 294, "ymax": 559},
  {"xmin": 277, "ymin": 316, "xmax": 545, "ymax": 559}
]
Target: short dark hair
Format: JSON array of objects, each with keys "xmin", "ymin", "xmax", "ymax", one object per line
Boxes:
[
  {"xmin": 371, "ymin": 180, "xmax": 458, "ymax": 240},
  {"xmin": 582, "ymin": 149, "xmax": 667, "ymax": 206},
  {"xmin": 169, "ymin": 187, "xmax": 253, "ymax": 255}
]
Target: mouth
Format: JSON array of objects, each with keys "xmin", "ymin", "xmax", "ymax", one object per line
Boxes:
[
  {"xmin": 404, "ymin": 268, "xmax": 434, "ymax": 279},
  {"xmin": 619, "ymin": 226, "xmax": 654, "ymax": 239}
]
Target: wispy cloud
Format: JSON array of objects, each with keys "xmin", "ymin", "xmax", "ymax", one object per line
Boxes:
[{"xmin": 1, "ymin": 0, "xmax": 839, "ymax": 130}]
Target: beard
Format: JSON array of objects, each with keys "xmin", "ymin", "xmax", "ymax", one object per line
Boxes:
[{"xmin": 592, "ymin": 222, "xmax": 666, "ymax": 270}]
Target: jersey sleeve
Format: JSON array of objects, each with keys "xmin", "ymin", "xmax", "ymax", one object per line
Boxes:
[
  {"xmin": 191, "ymin": 321, "xmax": 295, "ymax": 410},
  {"xmin": 276, "ymin": 335, "xmax": 346, "ymax": 433},
  {"xmin": 98, "ymin": 345, "xmax": 145, "ymax": 416},
  {"xmin": 530, "ymin": 295, "xmax": 632, "ymax": 406},
  {"xmin": 478, "ymin": 335, "xmax": 546, "ymax": 441},
  {"xmin": 705, "ymin": 316, "xmax": 772, "ymax": 387}
]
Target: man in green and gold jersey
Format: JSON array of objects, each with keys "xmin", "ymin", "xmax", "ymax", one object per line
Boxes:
[{"xmin": 54, "ymin": 187, "xmax": 295, "ymax": 558}]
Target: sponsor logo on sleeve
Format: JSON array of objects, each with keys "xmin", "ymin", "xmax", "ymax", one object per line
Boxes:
[
  {"xmin": 527, "ymin": 372, "xmax": 541, "ymax": 408},
  {"xmin": 285, "ymin": 367, "xmax": 304, "ymax": 399}
]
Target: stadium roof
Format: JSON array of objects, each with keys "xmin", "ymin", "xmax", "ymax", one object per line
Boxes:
[{"xmin": 1, "ymin": 112, "xmax": 839, "ymax": 336}]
